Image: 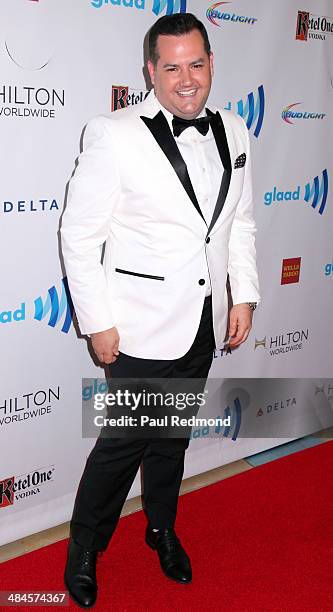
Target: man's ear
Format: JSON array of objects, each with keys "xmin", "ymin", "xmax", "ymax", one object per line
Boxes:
[
  {"xmin": 147, "ymin": 59, "xmax": 155, "ymax": 86},
  {"xmin": 209, "ymin": 52, "xmax": 214, "ymax": 77}
]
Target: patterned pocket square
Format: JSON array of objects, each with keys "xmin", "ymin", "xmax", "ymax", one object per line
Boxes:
[{"xmin": 234, "ymin": 153, "xmax": 246, "ymax": 169}]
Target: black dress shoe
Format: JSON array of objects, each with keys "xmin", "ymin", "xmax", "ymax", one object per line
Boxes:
[
  {"xmin": 145, "ymin": 525, "xmax": 192, "ymax": 584},
  {"xmin": 64, "ymin": 538, "xmax": 98, "ymax": 608}
]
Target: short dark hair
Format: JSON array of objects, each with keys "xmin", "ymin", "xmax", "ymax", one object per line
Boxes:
[{"xmin": 148, "ymin": 13, "xmax": 211, "ymax": 65}]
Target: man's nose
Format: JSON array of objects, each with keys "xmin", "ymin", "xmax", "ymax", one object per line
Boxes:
[{"xmin": 179, "ymin": 68, "xmax": 193, "ymax": 86}]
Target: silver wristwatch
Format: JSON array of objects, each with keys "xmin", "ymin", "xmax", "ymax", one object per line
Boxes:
[{"xmin": 246, "ymin": 302, "xmax": 257, "ymax": 311}]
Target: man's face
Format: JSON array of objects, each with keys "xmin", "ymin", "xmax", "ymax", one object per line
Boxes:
[{"xmin": 148, "ymin": 29, "xmax": 214, "ymax": 120}]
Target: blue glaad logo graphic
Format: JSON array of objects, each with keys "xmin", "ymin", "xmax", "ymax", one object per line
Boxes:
[
  {"xmin": 190, "ymin": 396, "xmax": 242, "ymax": 440},
  {"xmin": 1, "ymin": 278, "xmax": 73, "ymax": 332},
  {"xmin": 215, "ymin": 396, "xmax": 242, "ymax": 440},
  {"xmin": 152, "ymin": 0, "xmax": 186, "ymax": 16},
  {"xmin": 82, "ymin": 379, "xmax": 109, "ymax": 402},
  {"xmin": 34, "ymin": 278, "xmax": 73, "ymax": 333},
  {"xmin": 206, "ymin": 2, "xmax": 257, "ymax": 28},
  {"xmin": 0, "ymin": 277, "xmax": 74, "ymax": 334},
  {"xmin": 90, "ymin": 0, "xmax": 186, "ymax": 12},
  {"xmin": 324, "ymin": 259, "xmax": 333, "ymax": 277},
  {"xmin": 304, "ymin": 170, "xmax": 328, "ymax": 215},
  {"xmin": 225, "ymin": 85, "xmax": 265, "ymax": 138},
  {"xmin": 91, "ymin": 0, "xmax": 145, "ymax": 9},
  {"xmin": 264, "ymin": 169, "xmax": 328, "ymax": 215}
]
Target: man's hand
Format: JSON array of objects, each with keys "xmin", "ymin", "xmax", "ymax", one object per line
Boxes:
[
  {"xmin": 227, "ymin": 303, "xmax": 253, "ymax": 348},
  {"xmin": 91, "ymin": 327, "xmax": 120, "ymax": 364}
]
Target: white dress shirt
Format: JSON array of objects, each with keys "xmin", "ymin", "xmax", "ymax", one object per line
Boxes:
[{"xmin": 157, "ymin": 99, "xmax": 224, "ymax": 296}]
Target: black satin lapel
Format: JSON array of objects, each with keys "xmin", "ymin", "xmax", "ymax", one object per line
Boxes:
[
  {"xmin": 206, "ymin": 109, "xmax": 232, "ymax": 233},
  {"xmin": 140, "ymin": 111, "xmax": 206, "ymax": 225}
]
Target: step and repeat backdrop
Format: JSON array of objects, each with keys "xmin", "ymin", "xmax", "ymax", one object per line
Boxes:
[{"xmin": 0, "ymin": 0, "xmax": 332, "ymax": 545}]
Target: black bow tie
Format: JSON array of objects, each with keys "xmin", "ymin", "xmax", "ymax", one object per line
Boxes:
[{"xmin": 172, "ymin": 114, "xmax": 211, "ymax": 138}]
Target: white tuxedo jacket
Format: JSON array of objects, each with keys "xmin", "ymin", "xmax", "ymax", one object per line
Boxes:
[{"xmin": 61, "ymin": 91, "xmax": 260, "ymax": 359}]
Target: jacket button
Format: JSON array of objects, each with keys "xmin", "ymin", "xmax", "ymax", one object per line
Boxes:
[
  {"xmin": 198, "ymin": 279, "xmax": 205, "ymax": 286},
  {"xmin": 206, "ymin": 237, "xmax": 210, "ymax": 243}
]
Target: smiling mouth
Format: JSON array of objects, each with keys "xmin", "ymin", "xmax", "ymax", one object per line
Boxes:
[{"xmin": 177, "ymin": 89, "xmax": 197, "ymax": 97}]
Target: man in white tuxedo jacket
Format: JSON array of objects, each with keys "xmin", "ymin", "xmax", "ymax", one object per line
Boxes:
[{"xmin": 61, "ymin": 12, "xmax": 260, "ymax": 608}]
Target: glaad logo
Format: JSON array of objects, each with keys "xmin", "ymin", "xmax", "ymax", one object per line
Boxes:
[
  {"xmin": 254, "ymin": 329, "xmax": 309, "ymax": 356},
  {"xmin": 91, "ymin": 0, "xmax": 144, "ymax": 9},
  {"xmin": 324, "ymin": 260, "xmax": 333, "ymax": 277},
  {"xmin": 0, "ymin": 85, "xmax": 65, "ymax": 119},
  {"xmin": 206, "ymin": 2, "xmax": 257, "ymax": 28},
  {"xmin": 304, "ymin": 170, "xmax": 328, "ymax": 215},
  {"xmin": 91, "ymin": 0, "xmax": 186, "ymax": 13},
  {"xmin": 0, "ymin": 278, "xmax": 73, "ymax": 334},
  {"xmin": 216, "ymin": 396, "xmax": 242, "ymax": 441},
  {"xmin": 0, "ymin": 387, "xmax": 60, "ymax": 427},
  {"xmin": 111, "ymin": 85, "xmax": 149, "ymax": 111},
  {"xmin": 83, "ymin": 379, "xmax": 108, "ymax": 402},
  {"xmin": 296, "ymin": 10, "xmax": 333, "ymax": 42},
  {"xmin": 225, "ymin": 85, "xmax": 264, "ymax": 138},
  {"xmin": 282, "ymin": 103, "xmax": 326, "ymax": 124},
  {"xmin": 0, "ymin": 467, "xmax": 55, "ymax": 508},
  {"xmin": 264, "ymin": 169, "xmax": 328, "ymax": 215},
  {"xmin": 34, "ymin": 278, "xmax": 73, "ymax": 333},
  {"xmin": 190, "ymin": 397, "xmax": 242, "ymax": 440},
  {"xmin": 152, "ymin": 0, "xmax": 187, "ymax": 16}
]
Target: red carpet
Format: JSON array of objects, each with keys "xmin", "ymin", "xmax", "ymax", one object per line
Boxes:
[{"xmin": 2, "ymin": 441, "xmax": 333, "ymax": 611}]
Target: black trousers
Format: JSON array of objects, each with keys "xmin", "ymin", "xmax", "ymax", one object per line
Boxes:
[{"xmin": 70, "ymin": 296, "xmax": 215, "ymax": 551}]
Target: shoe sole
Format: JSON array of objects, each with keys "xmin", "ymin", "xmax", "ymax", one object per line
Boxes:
[{"xmin": 145, "ymin": 537, "xmax": 192, "ymax": 585}]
